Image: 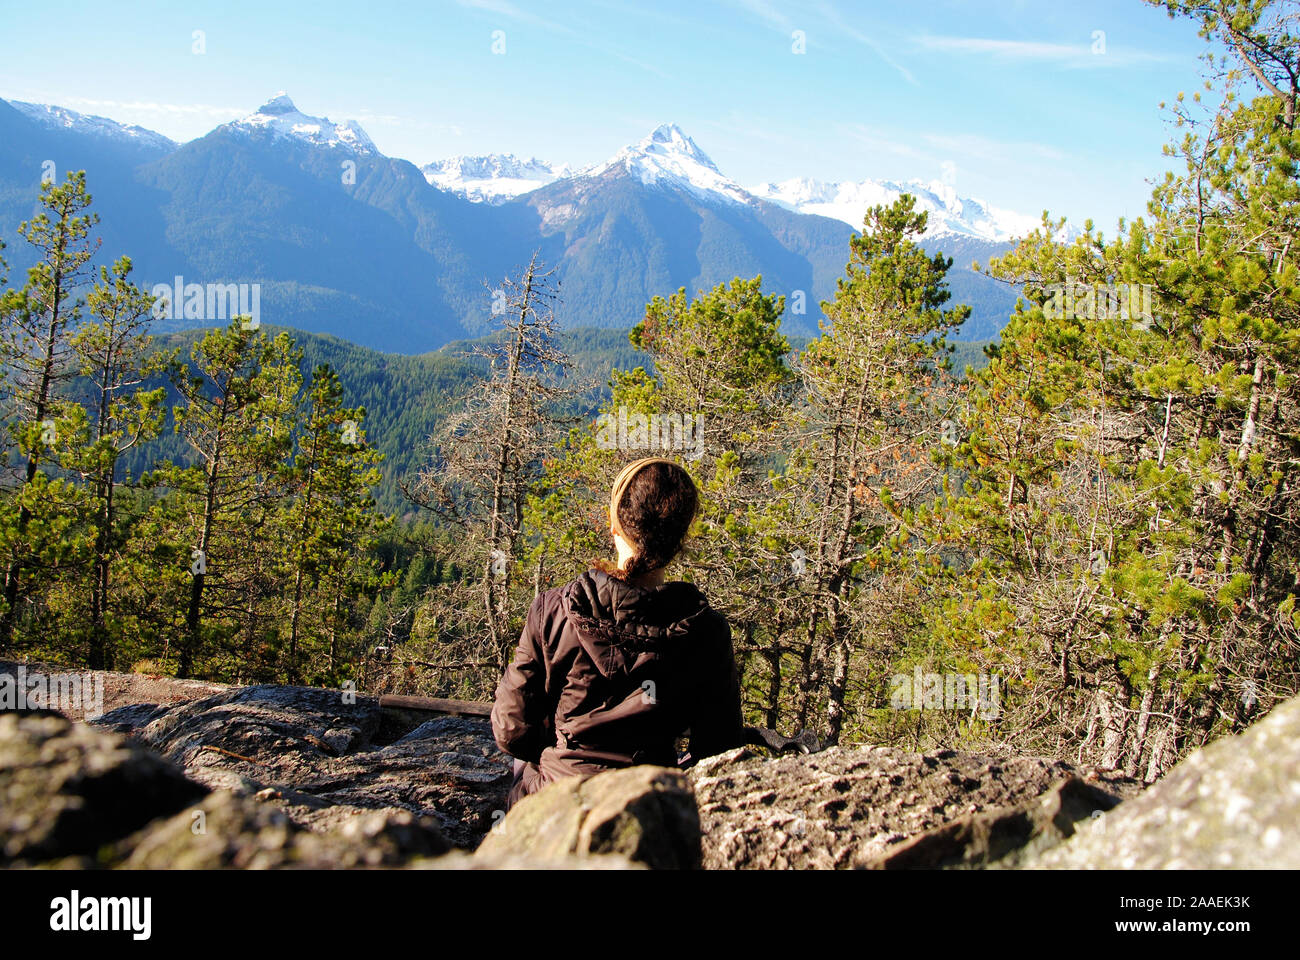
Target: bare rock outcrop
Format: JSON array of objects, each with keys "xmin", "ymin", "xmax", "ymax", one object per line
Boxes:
[
  {"xmin": 476, "ymin": 765, "xmax": 700, "ymax": 869},
  {"xmin": 1027, "ymin": 694, "xmax": 1300, "ymax": 869},
  {"xmin": 101, "ymin": 685, "xmax": 512, "ymax": 848},
  {"xmin": 114, "ymin": 791, "xmax": 450, "ymax": 869},
  {"xmin": 1, "ymin": 710, "xmax": 454, "ymax": 868},
  {"xmin": 8, "ymin": 658, "xmax": 1298, "ymax": 871},
  {"xmin": 873, "ymin": 776, "xmax": 1125, "ymax": 869},
  {"xmin": 0, "ymin": 711, "xmax": 206, "ymax": 867},
  {"xmin": 686, "ymin": 744, "xmax": 1140, "ymax": 869}
]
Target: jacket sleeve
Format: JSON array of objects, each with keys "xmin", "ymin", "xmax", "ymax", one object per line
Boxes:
[
  {"xmin": 491, "ymin": 593, "xmax": 552, "ymax": 763},
  {"xmin": 687, "ymin": 611, "xmax": 746, "ymax": 761}
]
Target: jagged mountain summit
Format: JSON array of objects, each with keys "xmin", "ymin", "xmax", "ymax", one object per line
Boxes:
[
  {"xmin": 421, "ymin": 123, "xmax": 751, "ymax": 206},
  {"xmin": 751, "ymin": 176, "xmax": 1048, "ymax": 243},
  {"xmin": 7, "ymin": 92, "xmax": 1057, "ymax": 246},
  {"xmin": 0, "ymin": 97, "xmax": 1025, "ymax": 347},
  {"xmin": 10, "ymin": 100, "xmax": 177, "ymax": 155},
  {"xmin": 422, "ymin": 121, "xmax": 1052, "ymax": 244},
  {"xmin": 580, "ymin": 122, "xmax": 752, "ymax": 204},
  {"xmin": 421, "ymin": 154, "xmax": 573, "ymax": 203},
  {"xmin": 224, "ymin": 92, "xmax": 377, "ymax": 155}
]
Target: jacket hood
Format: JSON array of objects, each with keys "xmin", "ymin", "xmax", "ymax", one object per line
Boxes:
[{"xmin": 561, "ymin": 568, "xmax": 713, "ymax": 678}]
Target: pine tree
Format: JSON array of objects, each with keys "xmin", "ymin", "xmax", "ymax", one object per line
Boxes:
[
  {"xmin": 929, "ymin": 0, "xmax": 1300, "ymax": 775},
  {"xmin": 0, "ymin": 172, "xmax": 100, "ymax": 650},
  {"xmin": 162, "ymin": 320, "xmax": 300, "ymax": 679},
  {"xmin": 278, "ymin": 363, "xmax": 384, "ymax": 685},
  {"xmin": 795, "ymin": 194, "xmax": 968, "ymax": 744},
  {"xmin": 66, "ymin": 257, "xmax": 172, "ymax": 668}
]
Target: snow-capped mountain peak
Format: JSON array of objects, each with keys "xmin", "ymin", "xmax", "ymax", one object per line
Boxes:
[
  {"xmin": 8, "ymin": 100, "xmax": 177, "ymax": 154},
  {"xmin": 421, "ymin": 154, "xmax": 572, "ymax": 203},
  {"xmin": 226, "ymin": 93, "xmax": 377, "ymax": 155},
  {"xmin": 255, "ymin": 93, "xmax": 299, "ymax": 117},
  {"xmin": 642, "ymin": 122, "xmax": 720, "ymax": 172},
  {"xmin": 587, "ymin": 123, "xmax": 749, "ymax": 204},
  {"xmin": 751, "ymin": 175, "xmax": 1055, "ymax": 243}
]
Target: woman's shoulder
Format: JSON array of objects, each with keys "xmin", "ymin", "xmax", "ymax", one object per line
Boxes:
[
  {"xmin": 664, "ymin": 577, "xmax": 715, "ymax": 606},
  {"xmin": 533, "ymin": 569, "xmax": 607, "ymax": 620},
  {"xmin": 661, "ymin": 579, "xmax": 730, "ymax": 634},
  {"xmin": 522, "ymin": 578, "xmax": 579, "ymax": 631}
]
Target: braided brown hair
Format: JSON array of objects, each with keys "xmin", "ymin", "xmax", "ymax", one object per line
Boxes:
[{"xmin": 598, "ymin": 460, "xmax": 698, "ymax": 581}]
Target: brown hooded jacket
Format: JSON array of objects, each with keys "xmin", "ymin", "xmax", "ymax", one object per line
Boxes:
[{"xmin": 491, "ymin": 568, "xmax": 744, "ymax": 805}]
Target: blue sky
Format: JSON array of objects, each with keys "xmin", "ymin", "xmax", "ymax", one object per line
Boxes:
[{"xmin": 0, "ymin": 0, "xmax": 1218, "ymax": 231}]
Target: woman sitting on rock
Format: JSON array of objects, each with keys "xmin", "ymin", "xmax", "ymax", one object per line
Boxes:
[{"xmin": 491, "ymin": 456, "xmax": 745, "ymax": 809}]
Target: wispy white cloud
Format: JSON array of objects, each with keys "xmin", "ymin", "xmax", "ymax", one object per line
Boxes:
[
  {"xmin": 914, "ymin": 34, "xmax": 1177, "ymax": 69},
  {"xmin": 815, "ymin": 2, "xmax": 917, "ymax": 87},
  {"xmin": 704, "ymin": 110, "xmax": 797, "ymax": 148},
  {"xmin": 454, "ymin": 0, "xmax": 669, "ymax": 78},
  {"xmin": 727, "ymin": 0, "xmax": 793, "ymax": 32},
  {"xmin": 610, "ymin": 53, "xmax": 672, "ymax": 81},
  {"xmin": 723, "ymin": 0, "xmax": 918, "ymax": 84},
  {"xmin": 453, "ymin": 0, "xmax": 576, "ymax": 33},
  {"xmin": 919, "ymin": 36, "xmax": 1083, "ymax": 59},
  {"xmin": 921, "ymin": 131, "xmax": 1066, "ymax": 163},
  {"xmin": 51, "ymin": 97, "xmax": 245, "ymax": 120},
  {"xmin": 586, "ymin": 0, "xmax": 700, "ymax": 30},
  {"xmin": 838, "ymin": 123, "xmax": 1067, "ymax": 178},
  {"xmin": 838, "ymin": 123, "xmax": 932, "ymax": 163},
  {"xmin": 353, "ymin": 110, "xmax": 463, "ymax": 137}
]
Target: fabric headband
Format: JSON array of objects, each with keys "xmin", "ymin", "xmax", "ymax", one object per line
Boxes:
[{"xmin": 608, "ymin": 457, "xmax": 680, "ymax": 532}]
